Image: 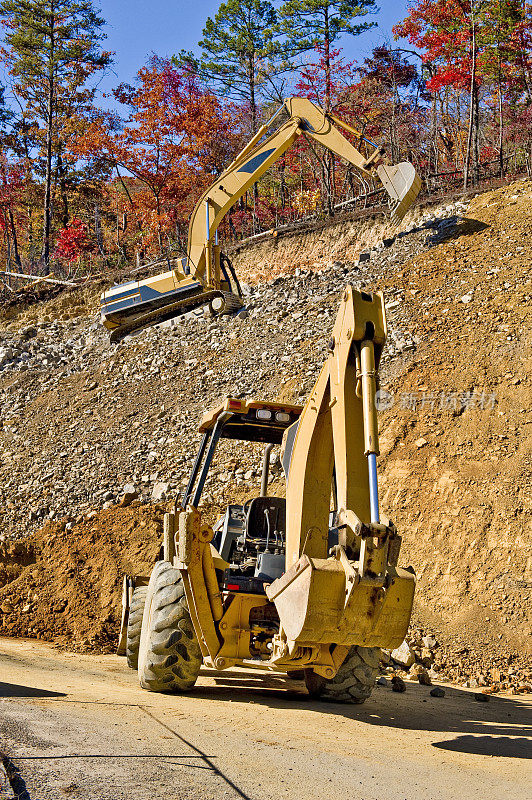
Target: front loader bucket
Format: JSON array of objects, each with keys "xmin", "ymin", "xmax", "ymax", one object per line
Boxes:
[
  {"xmin": 267, "ymin": 554, "xmax": 415, "ymax": 650},
  {"xmin": 377, "ymin": 162, "xmax": 421, "ymax": 224}
]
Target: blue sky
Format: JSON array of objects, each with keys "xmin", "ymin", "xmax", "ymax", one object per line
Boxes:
[{"xmin": 100, "ymin": 0, "xmax": 410, "ymax": 91}]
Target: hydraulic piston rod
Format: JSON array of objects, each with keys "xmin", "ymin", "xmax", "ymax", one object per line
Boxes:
[{"xmin": 360, "ymin": 339, "xmax": 380, "ymax": 524}]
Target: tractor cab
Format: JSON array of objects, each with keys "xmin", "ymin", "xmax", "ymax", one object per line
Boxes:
[{"xmin": 180, "ymin": 397, "xmax": 303, "ymax": 592}]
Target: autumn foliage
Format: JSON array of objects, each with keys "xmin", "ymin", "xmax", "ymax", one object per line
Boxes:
[
  {"xmin": 0, "ymin": 0, "xmax": 530, "ymax": 278},
  {"xmin": 54, "ymin": 218, "xmax": 93, "ymax": 265}
]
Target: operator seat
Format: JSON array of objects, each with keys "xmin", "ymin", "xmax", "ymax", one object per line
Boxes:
[{"xmin": 245, "ymin": 496, "xmax": 286, "ymax": 542}]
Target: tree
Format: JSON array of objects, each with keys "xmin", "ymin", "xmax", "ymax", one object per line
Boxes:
[
  {"xmin": 279, "ymin": 0, "xmax": 377, "ymax": 212},
  {"xmin": 477, "ymin": 1, "xmax": 532, "ymax": 176},
  {"xmin": 53, "ymin": 216, "xmax": 92, "ymax": 265},
  {"xmin": 0, "ymin": 0, "xmax": 111, "ymax": 271},
  {"xmin": 197, "ymin": 0, "xmax": 280, "ymax": 134},
  {"xmin": 358, "ymin": 45, "xmax": 421, "ymax": 161},
  {"xmin": 278, "ymin": 0, "xmax": 377, "ymax": 111},
  {"xmin": 0, "ymin": 152, "xmax": 24, "ymax": 269},
  {"xmin": 395, "ymin": 0, "xmax": 532, "ymax": 186},
  {"xmin": 293, "ymin": 45, "xmax": 358, "ymax": 205},
  {"xmin": 75, "ymin": 60, "xmax": 238, "ymax": 257}
]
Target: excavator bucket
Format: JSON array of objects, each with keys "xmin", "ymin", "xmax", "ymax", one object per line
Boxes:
[
  {"xmin": 377, "ymin": 162, "xmax": 422, "ymax": 224},
  {"xmin": 267, "ymin": 554, "xmax": 415, "ymax": 650}
]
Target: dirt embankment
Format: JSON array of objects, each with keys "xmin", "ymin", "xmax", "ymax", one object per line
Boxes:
[
  {"xmin": 230, "ymin": 198, "xmax": 457, "ymax": 281},
  {"xmin": 375, "ymin": 182, "xmax": 532, "ymax": 656},
  {"xmin": 0, "ymin": 504, "xmax": 161, "ymax": 650}
]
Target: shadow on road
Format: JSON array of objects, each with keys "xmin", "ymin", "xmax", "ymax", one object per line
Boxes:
[
  {"xmin": 433, "ymin": 735, "xmax": 530, "ymax": 758},
  {"xmin": 192, "ymin": 669, "xmax": 532, "ymax": 756},
  {"xmin": 0, "ymin": 682, "xmax": 66, "ymax": 698},
  {"xmin": 139, "ymin": 706, "xmax": 254, "ymax": 799},
  {"xmin": 1, "ymin": 752, "xmax": 31, "ymax": 800}
]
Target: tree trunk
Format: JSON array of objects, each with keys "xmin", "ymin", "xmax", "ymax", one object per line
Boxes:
[
  {"xmin": 42, "ymin": 5, "xmax": 55, "ymax": 274},
  {"xmin": 516, "ymin": 0, "xmax": 532, "ymax": 103},
  {"xmin": 464, "ymin": 2, "xmax": 477, "ymax": 190},
  {"xmin": 8, "ymin": 210, "xmax": 21, "ymax": 268},
  {"xmin": 498, "ymin": 80, "xmax": 504, "ymax": 178},
  {"xmin": 279, "ymin": 158, "xmax": 286, "ymax": 208},
  {"xmin": 323, "ymin": 7, "xmax": 334, "ymax": 214},
  {"xmin": 473, "ymin": 81, "xmax": 480, "ymax": 185},
  {"xmin": 57, "ymin": 154, "xmax": 69, "ymax": 227},
  {"xmin": 249, "ymin": 54, "xmax": 259, "ymax": 204},
  {"xmin": 115, "ymin": 165, "xmax": 144, "ymax": 258},
  {"xmin": 94, "ymin": 205, "xmax": 105, "ymax": 256},
  {"xmin": 2, "ymin": 209, "xmax": 11, "ymax": 270},
  {"xmin": 249, "ymin": 54, "xmax": 257, "ymax": 134},
  {"xmin": 156, "ymin": 195, "xmax": 163, "ymax": 252}
]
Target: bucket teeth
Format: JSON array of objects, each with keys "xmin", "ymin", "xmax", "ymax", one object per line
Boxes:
[{"xmin": 377, "ymin": 162, "xmax": 422, "ymax": 224}]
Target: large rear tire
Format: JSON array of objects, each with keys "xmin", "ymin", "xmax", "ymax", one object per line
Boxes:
[
  {"xmin": 126, "ymin": 585, "xmax": 148, "ymax": 669},
  {"xmin": 304, "ymin": 646, "xmax": 380, "ymax": 704},
  {"xmin": 138, "ymin": 561, "xmax": 202, "ymax": 693}
]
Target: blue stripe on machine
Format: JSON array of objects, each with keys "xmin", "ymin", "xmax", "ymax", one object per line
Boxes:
[
  {"xmin": 101, "ymin": 285, "xmax": 141, "ymax": 305},
  {"xmin": 237, "ymin": 148, "xmax": 275, "ymax": 174},
  {"xmin": 103, "ymin": 295, "xmax": 143, "ymax": 314},
  {"xmin": 108, "ymin": 279, "xmax": 138, "ymax": 293},
  {"xmin": 102, "ymin": 281, "xmax": 204, "ymax": 313}
]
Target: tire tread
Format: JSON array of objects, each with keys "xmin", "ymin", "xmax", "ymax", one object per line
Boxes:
[
  {"xmin": 304, "ymin": 646, "xmax": 380, "ymax": 704},
  {"xmin": 138, "ymin": 561, "xmax": 202, "ymax": 693}
]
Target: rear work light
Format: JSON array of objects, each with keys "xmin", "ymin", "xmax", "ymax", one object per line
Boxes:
[
  {"xmin": 275, "ymin": 411, "xmax": 290, "ymax": 423},
  {"xmin": 256, "ymin": 408, "xmax": 272, "ymax": 420}
]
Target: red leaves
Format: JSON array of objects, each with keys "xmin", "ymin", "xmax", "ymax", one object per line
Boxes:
[
  {"xmin": 395, "ymin": 0, "xmax": 532, "ymax": 96},
  {"xmin": 54, "ymin": 218, "xmax": 92, "ymax": 263}
]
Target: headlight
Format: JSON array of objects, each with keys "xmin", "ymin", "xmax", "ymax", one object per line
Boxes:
[
  {"xmin": 256, "ymin": 408, "xmax": 272, "ymax": 420},
  {"xmin": 275, "ymin": 412, "xmax": 290, "ymax": 423}
]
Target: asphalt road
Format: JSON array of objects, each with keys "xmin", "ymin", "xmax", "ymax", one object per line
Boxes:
[{"xmin": 0, "ymin": 637, "xmax": 530, "ymax": 800}]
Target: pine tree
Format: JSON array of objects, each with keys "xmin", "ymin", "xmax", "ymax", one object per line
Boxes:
[
  {"xmin": 278, "ymin": 1, "xmax": 377, "ymax": 213},
  {"xmin": 278, "ymin": 0, "xmax": 377, "ymax": 111},
  {"xmin": 0, "ymin": 0, "xmax": 111, "ymax": 271},
  {"xmin": 198, "ymin": 0, "xmax": 280, "ymax": 133}
]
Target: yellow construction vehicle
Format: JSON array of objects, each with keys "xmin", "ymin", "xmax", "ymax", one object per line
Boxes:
[
  {"xmin": 119, "ymin": 287, "xmax": 415, "ymax": 702},
  {"xmin": 101, "ymin": 97, "xmax": 421, "ymax": 342}
]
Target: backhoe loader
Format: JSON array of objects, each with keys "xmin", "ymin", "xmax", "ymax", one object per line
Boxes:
[
  {"xmin": 101, "ymin": 98, "xmax": 421, "ymax": 342},
  {"xmin": 118, "ymin": 287, "xmax": 415, "ymax": 703}
]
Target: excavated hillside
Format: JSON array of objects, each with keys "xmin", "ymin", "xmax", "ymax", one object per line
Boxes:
[{"xmin": 0, "ymin": 180, "xmax": 530, "ymax": 688}]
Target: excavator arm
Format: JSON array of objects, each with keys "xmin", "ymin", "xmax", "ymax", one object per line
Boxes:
[
  {"xmin": 100, "ymin": 98, "xmax": 420, "ymax": 340},
  {"xmin": 187, "ymin": 96, "xmax": 421, "ymax": 281},
  {"xmin": 266, "ymin": 286, "xmax": 415, "ymax": 657}
]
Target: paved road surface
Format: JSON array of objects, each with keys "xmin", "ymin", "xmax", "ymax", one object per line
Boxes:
[{"xmin": 0, "ymin": 637, "xmax": 530, "ymax": 800}]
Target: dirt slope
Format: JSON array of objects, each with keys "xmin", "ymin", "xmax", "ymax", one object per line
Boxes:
[
  {"xmin": 230, "ymin": 198, "xmax": 437, "ymax": 281},
  {"xmin": 375, "ymin": 182, "xmax": 531, "ymax": 657},
  {"xmin": 0, "ymin": 504, "xmax": 161, "ymax": 650}
]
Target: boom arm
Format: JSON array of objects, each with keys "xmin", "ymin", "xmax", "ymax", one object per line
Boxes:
[
  {"xmin": 186, "ymin": 97, "xmax": 421, "ymax": 282},
  {"xmin": 282, "ymin": 286, "xmax": 387, "ymax": 570}
]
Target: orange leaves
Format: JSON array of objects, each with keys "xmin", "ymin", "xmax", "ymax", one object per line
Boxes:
[{"xmin": 71, "ymin": 58, "xmax": 239, "ymax": 254}]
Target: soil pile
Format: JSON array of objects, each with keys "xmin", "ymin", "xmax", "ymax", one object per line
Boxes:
[{"xmin": 0, "ymin": 504, "xmax": 161, "ymax": 650}]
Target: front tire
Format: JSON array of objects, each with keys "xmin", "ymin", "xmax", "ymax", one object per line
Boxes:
[
  {"xmin": 138, "ymin": 561, "xmax": 202, "ymax": 693},
  {"xmin": 304, "ymin": 646, "xmax": 380, "ymax": 704}
]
